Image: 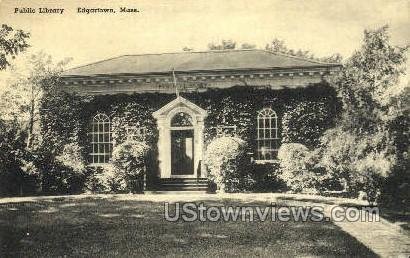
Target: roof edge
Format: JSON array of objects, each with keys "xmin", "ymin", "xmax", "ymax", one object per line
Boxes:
[
  {"xmin": 62, "ymin": 64, "xmax": 341, "ymax": 79},
  {"xmin": 63, "ymin": 49, "xmax": 341, "ymax": 75}
]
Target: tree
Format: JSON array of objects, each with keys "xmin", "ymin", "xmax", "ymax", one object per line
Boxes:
[
  {"xmin": 240, "ymin": 43, "xmax": 256, "ymax": 49},
  {"xmin": 265, "ymin": 37, "xmax": 342, "ymax": 63},
  {"xmin": 333, "ymin": 25, "xmax": 408, "ymax": 133},
  {"xmin": 208, "ymin": 39, "xmax": 236, "ymax": 50},
  {"xmin": 320, "ymin": 25, "xmax": 409, "ymax": 203},
  {"xmin": 0, "ymin": 24, "xmax": 30, "ymax": 70},
  {"xmin": 0, "ymin": 52, "xmax": 71, "ymax": 149},
  {"xmin": 318, "ymin": 53, "xmax": 343, "ymax": 64},
  {"xmin": 265, "ymin": 38, "xmax": 288, "ymax": 53},
  {"xmin": 182, "ymin": 46, "xmax": 193, "ymax": 51}
]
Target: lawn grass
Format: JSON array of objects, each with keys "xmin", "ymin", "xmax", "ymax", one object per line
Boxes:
[{"xmin": 0, "ymin": 195, "xmax": 376, "ymax": 257}]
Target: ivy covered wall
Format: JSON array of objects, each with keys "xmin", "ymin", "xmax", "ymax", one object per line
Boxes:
[{"xmin": 40, "ymin": 83, "xmax": 339, "ymax": 191}]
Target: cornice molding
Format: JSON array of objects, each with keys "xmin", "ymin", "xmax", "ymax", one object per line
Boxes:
[{"xmin": 60, "ymin": 66, "xmax": 340, "ymax": 86}]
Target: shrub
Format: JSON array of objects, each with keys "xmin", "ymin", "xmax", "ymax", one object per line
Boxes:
[
  {"xmin": 379, "ymin": 161, "xmax": 410, "ymax": 212},
  {"xmin": 205, "ymin": 136, "xmax": 254, "ymax": 192},
  {"xmin": 111, "ymin": 140, "xmax": 150, "ymax": 193},
  {"xmin": 0, "ymin": 120, "xmax": 40, "ymax": 196},
  {"xmin": 85, "ymin": 165, "xmax": 126, "ymax": 193},
  {"xmin": 318, "ymin": 127, "xmax": 396, "ymax": 203},
  {"xmin": 56, "ymin": 142, "xmax": 87, "ymax": 174},
  {"xmin": 277, "ymin": 143, "xmax": 330, "ymax": 193},
  {"xmin": 40, "ymin": 141, "xmax": 87, "ymax": 194}
]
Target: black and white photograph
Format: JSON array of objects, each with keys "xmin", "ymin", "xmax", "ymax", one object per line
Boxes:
[{"xmin": 0, "ymin": 0, "xmax": 409, "ymax": 257}]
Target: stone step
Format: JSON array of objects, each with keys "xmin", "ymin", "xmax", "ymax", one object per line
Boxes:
[
  {"xmin": 160, "ymin": 178, "xmax": 208, "ymax": 182},
  {"xmin": 146, "ymin": 190, "xmax": 212, "ymax": 194},
  {"xmin": 151, "ymin": 178, "xmax": 211, "ymax": 192},
  {"xmin": 159, "ymin": 186, "xmax": 209, "ymax": 191},
  {"xmin": 161, "ymin": 183, "xmax": 208, "ymax": 187}
]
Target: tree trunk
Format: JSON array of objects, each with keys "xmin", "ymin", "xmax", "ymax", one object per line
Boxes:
[{"xmin": 26, "ymin": 86, "xmax": 35, "ymax": 149}]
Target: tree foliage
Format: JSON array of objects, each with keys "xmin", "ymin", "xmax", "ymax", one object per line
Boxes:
[
  {"xmin": 0, "ymin": 119, "xmax": 38, "ymax": 195},
  {"xmin": 205, "ymin": 37, "xmax": 342, "ymax": 63},
  {"xmin": 208, "ymin": 39, "xmax": 236, "ymax": 50},
  {"xmin": 0, "ymin": 52, "xmax": 71, "ymax": 148},
  {"xmin": 240, "ymin": 43, "xmax": 256, "ymax": 49},
  {"xmin": 0, "ymin": 51, "xmax": 74, "ymax": 195},
  {"xmin": 265, "ymin": 37, "xmax": 342, "ymax": 63},
  {"xmin": 320, "ymin": 25, "xmax": 409, "ymax": 203},
  {"xmin": 333, "ymin": 25, "xmax": 408, "ymax": 132},
  {"xmin": 0, "ymin": 24, "xmax": 30, "ymax": 70}
]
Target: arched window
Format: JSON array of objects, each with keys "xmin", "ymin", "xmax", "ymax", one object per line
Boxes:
[
  {"xmin": 171, "ymin": 112, "xmax": 193, "ymax": 127},
  {"xmin": 257, "ymin": 108, "xmax": 280, "ymax": 160},
  {"xmin": 90, "ymin": 113, "xmax": 112, "ymax": 164}
]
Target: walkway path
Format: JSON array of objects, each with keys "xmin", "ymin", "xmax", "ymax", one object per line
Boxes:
[{"xmin": 320, "ymin": 203, "xmax": 409, "ymax": 258}]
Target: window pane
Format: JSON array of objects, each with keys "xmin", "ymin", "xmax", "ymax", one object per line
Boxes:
[
  {"xmin": 97, "ymin": 144, "xmax": 102, "ymax": 153},
  {"xmin": 265, "ymin": 118, "xmax": 271, "ymax": 129},
  {"xmin": 259, "ymin": 129, "xmax": 264, "ymax": 139}
]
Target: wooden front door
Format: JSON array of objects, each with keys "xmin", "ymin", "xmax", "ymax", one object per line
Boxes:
[{"xmin": 171, "ymin": 129, "xmax": 194, "ymax": 176}]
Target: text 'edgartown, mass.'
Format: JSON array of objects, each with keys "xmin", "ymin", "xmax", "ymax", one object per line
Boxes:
[
  {"xmin": 77, "ymin": 7, "xmax": 139, "ymax": 14},
  {"xmin": 13, "ymin": 7, "xmax": 139, "ymax": 15}
]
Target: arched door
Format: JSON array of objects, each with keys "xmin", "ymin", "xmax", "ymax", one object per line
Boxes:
[
  {"xmin": 153, "ymin": 96, "xmax": 208, "ymax": 179},
  {"xmin": 170, "ymin": 112, "xmax": 195, "ymax": 176}
]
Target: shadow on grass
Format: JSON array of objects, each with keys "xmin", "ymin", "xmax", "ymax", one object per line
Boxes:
[{"xmin": 378, "ymin": 207, "xmax": 410, "ymax": 233}]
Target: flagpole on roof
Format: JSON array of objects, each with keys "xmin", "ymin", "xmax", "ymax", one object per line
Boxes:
[{"xmin": 172, "ymin": 68, "xmax": 179, "ymax": 98}]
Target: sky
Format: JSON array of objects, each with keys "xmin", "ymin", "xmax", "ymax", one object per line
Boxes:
[{"xmin": 0, "ymin": 0, "xmax": 409, "ymax": 69}]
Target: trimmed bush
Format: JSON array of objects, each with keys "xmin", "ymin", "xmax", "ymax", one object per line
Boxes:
[
  {"xmin": 277, "ymin": 143, "xmax": 330, "ymax": 193},
  {"xmin": 56, "ymin": 142, "xmax": 87, "ymax": 174},
  {"xmin": 85, "ymin": 165, "xmax": 126, "ymax": 193},
  {"xmin": 111, "ymin": 140, "xmax": 149, "ymax": 193},
  {"xmin": 205, "ymin": 136, "xmax": 254, "ymax": 192}
]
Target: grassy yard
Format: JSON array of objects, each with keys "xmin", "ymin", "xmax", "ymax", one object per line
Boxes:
[{"xmin": 0, "ymin": 195, "xmax": 375, "ymax": 257}]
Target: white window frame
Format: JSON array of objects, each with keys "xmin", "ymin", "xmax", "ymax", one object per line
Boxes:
[
  {"xmin": 89, "ymin": 113, "xmax": 112, "ymax": 166},
  {"xmin": 256, "ymin": 108, "xmax": 280, "ymax": 163}
]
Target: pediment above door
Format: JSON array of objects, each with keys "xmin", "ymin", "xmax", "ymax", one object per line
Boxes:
[{"xmin": 152, "ymin": 96, "xmax": 208, "ymax": 120}]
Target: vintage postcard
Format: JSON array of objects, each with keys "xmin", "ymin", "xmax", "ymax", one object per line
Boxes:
[{"xmin": 0, "ymin": 0, "xmax": 409, "ymax": 257}]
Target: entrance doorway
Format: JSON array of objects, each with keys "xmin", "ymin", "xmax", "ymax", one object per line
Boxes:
[
  {"xmin": 152, "ymin": 96, "xmax": 208, "ymax": 179},
  {"xmin": 171, "ymin": 129, "xmax": 194, "ymax": 176}
]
